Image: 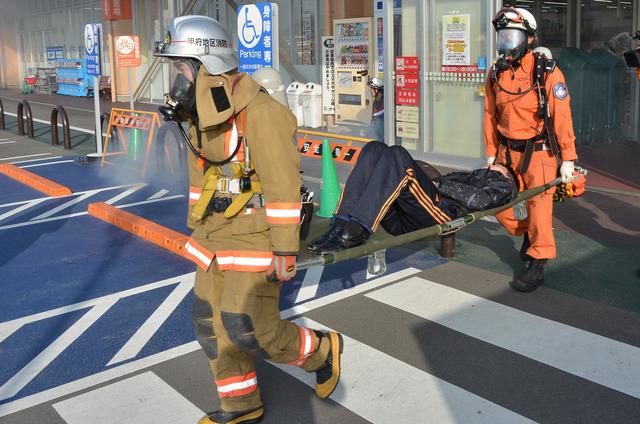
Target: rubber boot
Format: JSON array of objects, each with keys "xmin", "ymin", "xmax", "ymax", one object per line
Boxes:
[
  {"xmin": 198, "ymin": 406, "xmax": 264, "ymax": 424},
  {"xmin": 511, "ymin": 259, "xmax": 547, "ymax": 292},
  {"xmin": 314, "ymin": 331, "xmax": 344, "ymax": 399}
]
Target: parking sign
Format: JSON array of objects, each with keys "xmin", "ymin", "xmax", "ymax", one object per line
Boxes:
[
  {"xmin": 85, "ymin": 24, "xmax": 101, "ymax": 76},
  {"xmin": 237, "ymin": 2, "xmax": 279, "ymax": 74}
]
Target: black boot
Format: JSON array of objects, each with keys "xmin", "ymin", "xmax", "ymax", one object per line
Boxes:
[
  {"xmin": 520, "ymin": 233, "xmax": 533, "ymax": 266},
  {"xmin": 511, "ymin": 259, "xmax": 547, "ymax": 292},
  {"xmin": 314, "ymin": 331, "xmax": 344, "ymax": 399},
  {"xmin": 198, "ymin": 406, "xmax": 264, "ymax": 424}
]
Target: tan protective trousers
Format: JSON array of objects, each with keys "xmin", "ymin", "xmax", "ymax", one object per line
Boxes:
[
  {"xmin": 193, "ymin": 264, "xmax": 331, "ymax": 412},
  {"xmin": 495, "ymin": 148, "xmax": 558, "ymax": 260}
]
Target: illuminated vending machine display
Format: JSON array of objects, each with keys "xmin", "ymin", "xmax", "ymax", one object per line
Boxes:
[{"xmin": 333, "ymin": 18, "xmax": 373, "ymax": 124}]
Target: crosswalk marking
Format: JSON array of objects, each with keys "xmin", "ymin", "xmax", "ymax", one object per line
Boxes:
[
  {"xmin": 0, "ymin": 153, "xmax": 50, "ymax": 161},
  {"xmin": 366, "ymin": 277, "xmax": 640, "ymax": 399},
  {"xmin": 278, "ymin": 317, "xmax": 536, "ymax": 424},
  {"xmin": 0, "ymin": 198, "xmax": 48, "ymax": 222},
  {"xmin": 104, "ymin": 183, "xmax": 146, "ymax": 205},
  {"xmin": 11, "ymin": 155, "xmax": 63, "ymax": 165},
  {"xmin": 0, "ymin": 141, "xmax": 16, "ymax": 145},
  {"xmin": 0, "ymin": 270, "xmax": 416, "ymax": 417},
  {"xmin": 0, "ymin": 301, "xmax": 117, "ymax": 401},
  {"xmin": 107, "ymin": 281, "xmax": 193, "ymax": 366},
  {"xmin": 148, "ymin": 189, "xmax": 170, "ymax": 200},
  {"xmin": 295, "ymin": 266, "xmax": 324, "ymax": 303},
  {"xmin": 0, "ymin": 195, "xmax": 184, "ymax": 231},
  {"xmin": 53, "ymin": 372, "xmax": 203, "ymax": 424},
  {"xmin": 31, "ymin": 190, "xmax": 102, "ymax": 220},
  {"xmin": 19, "ymin": 160, "xmax": 75, "ymax": 168}
]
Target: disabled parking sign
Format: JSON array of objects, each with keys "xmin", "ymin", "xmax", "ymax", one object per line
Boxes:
[{"xmin": 237, "ymin": 2, "xmax": 279, "ymax": 74}]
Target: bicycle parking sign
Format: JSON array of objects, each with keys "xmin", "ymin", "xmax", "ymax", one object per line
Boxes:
[
  {"xmin": 85, "ymin": 23, "xmax": 101, "ymax": 76},
  {"xmin": 237, "ymin": 2, "xmax": 279, "ymax": 74},
  {"xmin": 116, "ymin": 35, "xmax": 141, "ymax": 67}
]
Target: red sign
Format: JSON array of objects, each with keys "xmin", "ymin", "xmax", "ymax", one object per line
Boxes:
[
  {"xmin": 297, "ymin": 139, "xmax": 362, "ymax": 164},
  {"xmin": 395, "ymin": 73, "xmax": 419, "ymax": 89},
  {"xmin": 116, "ymin": 35, "xmax": 141, "ymax": 67},
  {"xmin": 395, "ymin": 88, "xmax": 420, "ymax": 106},
  {"xmin": 102, "ymin": 0, "xmax": 132, "ymax": 20},
  {"xmin": 395, "ymin": 56, "xmax": 419, "ymax": 72}
]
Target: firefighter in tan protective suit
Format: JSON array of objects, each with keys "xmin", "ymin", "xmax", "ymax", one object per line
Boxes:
[
  {"xmin": 484, "ymin": 8, "xmax": 577, "ymax": 293},
  {"xmin": 154, "ymin": 16, "xmax": 343, "ymax": 424}
]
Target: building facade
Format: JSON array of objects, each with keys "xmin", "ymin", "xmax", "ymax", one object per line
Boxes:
[{"xmin": 0, "ymin": 0, "xmax": 638, "ymax": 170}]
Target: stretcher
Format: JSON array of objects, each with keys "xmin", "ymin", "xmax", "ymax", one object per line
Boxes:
[{"xmin": 297, "ymin": 177, "xmax": 563, "ymax": 276}]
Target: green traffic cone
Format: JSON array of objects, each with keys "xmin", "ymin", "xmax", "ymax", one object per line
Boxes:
[
  {"xmin": 129, "ymin": 125, "xmax": 141, "ymax": 161},
  {"xmin": 316, "ymin": 139, "xmax": 342, "ymax": 218}
]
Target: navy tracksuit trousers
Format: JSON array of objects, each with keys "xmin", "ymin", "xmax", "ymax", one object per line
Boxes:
[{"xmin": 335, "ymin": 142, "xmax": 453, "ymax": 236}]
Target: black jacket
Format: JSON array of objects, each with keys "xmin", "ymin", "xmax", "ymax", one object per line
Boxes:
[{"xmin": 434, "ymin": 169, "xmax": 517, "ymax": 218}]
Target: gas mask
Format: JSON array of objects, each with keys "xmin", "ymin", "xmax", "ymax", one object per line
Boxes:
[
  {"xmin": 159, "ymin": 59, "xmax": 200, "ymax": 122},
  {"xmin": 195, "ymin": 67, "xmax": 236, "ymax": 131},
  {"xmin": 496, "ymin": 29, "xmax": 528, "ymax": 70}
]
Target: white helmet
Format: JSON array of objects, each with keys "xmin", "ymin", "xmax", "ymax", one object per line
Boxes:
[
  {"xmin": 492, "ymin": 7, "xmax": 537, "ymax": 35},
  {"xmin": 368, "ymin": 77, "xmax": 383, "ymax": 89},
  {"xmin": 154, "ymin": 15, "xmax": 238, "ymax": 75},
  {"xmin": 252, "ymin": 67, "xmax": 288, "ymax": 107}
]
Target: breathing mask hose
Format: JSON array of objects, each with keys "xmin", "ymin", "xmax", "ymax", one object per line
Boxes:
[
  {"xmin": 176, "ymin": 122, "xmax": 242, "ymax": 167},
  {"xmin": 491, "ymin": 65, "xmax": 538, "ymax": 96}
]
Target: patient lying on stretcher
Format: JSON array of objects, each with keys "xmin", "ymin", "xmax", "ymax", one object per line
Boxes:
[{"xmin": 307, "ymin": 141, "xmax": 517, "ymax": 255}]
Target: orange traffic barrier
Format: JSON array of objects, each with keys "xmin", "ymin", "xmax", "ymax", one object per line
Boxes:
[
  {"xmin": 88, "ymin": 202, "xmax": 188, "ymax": 256},
  {"xmin": 0, "ymin": 163, "xmax": 72, "ymax": 196}
]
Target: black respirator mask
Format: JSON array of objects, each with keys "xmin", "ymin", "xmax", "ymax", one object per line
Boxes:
[
  {"xmin": 159, "ymin": 59, "xmax": 200, "ymax": 122},
  {"xmin": 495, "ymin": 28, "xmax": 528, "ymax": 70}
]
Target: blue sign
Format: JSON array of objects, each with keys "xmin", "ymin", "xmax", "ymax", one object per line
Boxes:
[
  {"xmin": 84, "ymin": 23, "xmax": 101, "ymax": 77},
  {"xmin": 46, "ymin": 46, "xmax": 64, "ymax": 61},
  {"xmin": 237, "ymin": 2, "xmax": 278, "ymax": 74}
]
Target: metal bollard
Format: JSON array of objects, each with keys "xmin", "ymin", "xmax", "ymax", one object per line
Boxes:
[
  {"xmin": 51, "ymin": 105, "xmax": 72, "ymax": 149},
  {"xmin": 440, "ymin": 233, "xmax": 456, "ymax": 258},
  {"xmin": 0, "ymin": 97, "xmax": 5, "ymax": 130},
  {"xmin": 17, "ymin": 100, "xmax": 34, "ymax": 138}
]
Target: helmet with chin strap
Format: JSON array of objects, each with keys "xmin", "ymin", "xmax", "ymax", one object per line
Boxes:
[{"xmin": 493, "ymin": 7, "xmax": 538, "ymax": 68}]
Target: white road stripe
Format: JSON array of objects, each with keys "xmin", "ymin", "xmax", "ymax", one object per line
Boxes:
[
  {"xmin": 147, "ymin": 189, "xmax": 169, "ymax": 200},
  {"xmin": 104, "ymin": 183, "xmax": 146, "ymax": 205},
  {"xmin": 19, "ymin": 160, "xmax": 75, "ymax": 169},
  {"xmin": 295, "ymin": 266, "xmax": 324, "ymax": 303},
  {"xmin": 0, "ymin": 195, "xmax": 184, "ymax": 231},
  {"xmin": 0, "ymin": 138, "xmax": 8, "ymax": 141},
  {"xmin": 0, "ymin": 153, "xmax": 50, "ymax": 161},
  {"xmin": 11, "ymin": 155, "xmax": 64, "ymax": 164},
  {"xmin": 53, "ymin": 372, "xmax": 203, "ymax": 424},
  {"xmin": 366, "ymin": 277, "xmax": 640, "ymax": 399},
  {"xmin": 107, "ymin": 281, "xmax": 193, "ymax": 366},
  {"xmin": 31, "ymin": 190, "xmax": 101, "ymax": 220},
  {"xmin": 0, "ymin": 141, "xmax": 16, "ymax": 145},
  {"xmin": 0, "ymin": 301, "xmax": 116, "ymax": 401},
  {"xmin": 0, "ymin": 198, "xmax": 48, "ymax": 222},
  {"xmin": 0, "ymin": 183, "xmax": 139, "ymax": 208},
  {"xmin": 0, "ymin": 269, "xmax": 417, "ymax": 417},
  {"xmin": 279, "ymin": 317, "xmax": 535, "ymax": 424}
]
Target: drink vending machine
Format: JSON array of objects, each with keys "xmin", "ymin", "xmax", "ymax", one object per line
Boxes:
[{"xmin": 333, "ymin": 18, "xmax": 374, "ymax": 124}]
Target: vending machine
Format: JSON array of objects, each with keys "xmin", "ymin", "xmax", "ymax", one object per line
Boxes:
[{"xmin": 333, "ymin": 18, "xmax": 374, "ymax": 124}]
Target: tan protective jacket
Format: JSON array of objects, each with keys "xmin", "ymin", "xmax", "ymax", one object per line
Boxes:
[{"xmin": 183, "ymin": 72, "xmax": 301, "ymax": 272}]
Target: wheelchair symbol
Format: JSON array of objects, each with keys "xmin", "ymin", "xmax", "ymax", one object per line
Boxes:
[{"xmin": 238, "ymin": 5, "xmax": 262, "ymax": 49}]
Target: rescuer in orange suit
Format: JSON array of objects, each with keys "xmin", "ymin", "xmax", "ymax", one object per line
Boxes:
[{"xmin": 484, "ymin": 7, "xmax": 577, "ymax": 292}]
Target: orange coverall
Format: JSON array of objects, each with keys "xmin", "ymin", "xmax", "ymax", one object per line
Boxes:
[{"xmin": 483, "ymin": 51, "xmax": 577, "ymax": 259}]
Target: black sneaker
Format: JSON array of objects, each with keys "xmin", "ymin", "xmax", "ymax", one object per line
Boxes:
[
  {"xmin": 314, "ymin": 331, "xmax": 344, "ymax": 399},
  {"xmin": 198, "ymin": 406, "xmax": 264, "ymax": 424},
  {"xmin": 511, "ymin": 259, "xmax": 547, "ymax": 292}
]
